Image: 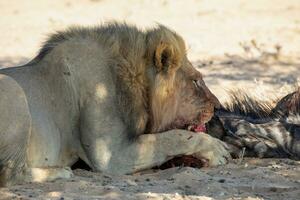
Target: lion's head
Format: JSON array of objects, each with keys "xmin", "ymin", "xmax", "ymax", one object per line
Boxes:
[{"xmin": 146, "ymin": 25, "xmax": 220, "ymax": 133}]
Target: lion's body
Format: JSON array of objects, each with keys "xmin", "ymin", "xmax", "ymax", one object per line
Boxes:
[{"xmin": 0, "ymin": 23, "xmax": 229, "ymax": 186}]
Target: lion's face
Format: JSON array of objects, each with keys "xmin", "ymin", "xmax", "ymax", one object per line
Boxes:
[
  {"xmin": 146, "ymin": 26, "xmax": 220, "ymax": 133},
  {"xmin": 173, "ymin": 59, "xmax": 220, "ymax": 132}
]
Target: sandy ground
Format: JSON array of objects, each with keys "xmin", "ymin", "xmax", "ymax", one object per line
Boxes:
[
  {"xmin": 0, "ymin": 0, "xmax": 299, "ymax": 199},
  {"xmin": 1, "ymin": 159, "xmax": 299, "ymax": 200}
]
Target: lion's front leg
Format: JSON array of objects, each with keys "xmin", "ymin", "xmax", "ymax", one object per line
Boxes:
[
  {"xmin": 87, "ymin": 129, "xmax": 230, "ymax": 175},
  {"xmin": 128, "ymin": 130, "xmax": 231, "ymax": 172},
  {"xmin": 80, "ymin": 98, "xmax": 230, "ymax": 174}
]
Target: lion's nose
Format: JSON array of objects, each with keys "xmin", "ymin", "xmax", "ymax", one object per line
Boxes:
[
  {"xmin": 211, "ymin": 94, "xmax": 221, "ymax": 109},
  {"xmin": 198, "ymin": 81, "xmax": 220, "ymax": 109},
  {"xmin": 206, "ymin": 96, "xmax": 220, "ymax": 110}
]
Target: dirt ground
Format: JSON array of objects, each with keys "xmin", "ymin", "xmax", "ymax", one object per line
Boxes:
[{"xmin": 0, "ymin": 0, "xmax": 299, "ymax": 199}]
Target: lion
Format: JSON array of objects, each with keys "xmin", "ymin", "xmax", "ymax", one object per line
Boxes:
[{"xmin": 0, "ymin": 22, "xmax": 230, "ymax": 186}]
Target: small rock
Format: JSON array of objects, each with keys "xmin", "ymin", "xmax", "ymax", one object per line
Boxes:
[{"xmin": 218, "ymin": 179, "xmax": 226, "ymax": 183}]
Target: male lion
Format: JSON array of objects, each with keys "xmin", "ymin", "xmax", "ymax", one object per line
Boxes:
[{"xmin": 0, "ymin": 23, "xmax": 230, "ymax": 186}]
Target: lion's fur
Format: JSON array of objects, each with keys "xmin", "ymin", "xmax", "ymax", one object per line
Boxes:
[{"xmin": 0, "ymin": 22, "xmax": 228, "ymax": 186}]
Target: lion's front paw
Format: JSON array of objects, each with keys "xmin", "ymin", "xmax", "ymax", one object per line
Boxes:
[
  {"xmin": 193, "ymin": 136, "xmax": 231, "ymax": 167},
  {"xmin": 60, "ymin": 167, "xmax": 74, "ymax": 179}
]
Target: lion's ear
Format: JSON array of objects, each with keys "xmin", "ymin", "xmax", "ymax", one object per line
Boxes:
[{"xmin": 154, "ymin": 42, "xmax": 180, "ymax": 73}]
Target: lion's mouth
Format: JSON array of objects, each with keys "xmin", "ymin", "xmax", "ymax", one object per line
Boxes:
[
  {"xmin": 167, "ymin": 112, "xmax": 213, "ymax": 133},
  {"xmin": 189, "ymin": 112, "xmax": 214, "ymax": 133},
  {"xmin": 187, "ymin": 124, "xmax": 207, "ymax": 132}
]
